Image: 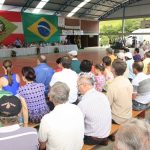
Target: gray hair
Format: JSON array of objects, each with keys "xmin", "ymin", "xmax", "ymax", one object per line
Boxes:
[
  {"xmin": 78, "ymin": 73, "xmax": 95, "ymax": 86},
  {"xmin": 115, "ymin": 118, "xmax": 150, "ymax": 150},
  {"xmin": 49, "ymin": 82, "xmax": 70, "ymax": 104}
]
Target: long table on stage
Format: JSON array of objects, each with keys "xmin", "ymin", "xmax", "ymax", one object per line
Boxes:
[{"xmin": 0, "ymin": 45, "xmax": 78, "ymax": 58}]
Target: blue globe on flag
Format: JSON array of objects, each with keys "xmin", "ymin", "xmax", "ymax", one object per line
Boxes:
[{"xmin": 37, "ymin": 21, "xmax": 50, "ymax": 37}]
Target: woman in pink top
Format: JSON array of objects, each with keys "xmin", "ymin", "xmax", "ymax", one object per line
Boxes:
[{"xmin": 94, "ymin": 64, "xmax": 106, "ymax": 92}]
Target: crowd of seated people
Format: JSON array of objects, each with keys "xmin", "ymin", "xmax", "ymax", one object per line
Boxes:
[{"xmin": 0, "ymin": 49, "xmax": 150, "ymax": 150}]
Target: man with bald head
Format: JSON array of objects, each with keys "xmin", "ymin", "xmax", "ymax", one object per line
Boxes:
[
  {"xmin": 132, "ymin": 61, "xmax": 150, "ymax": 110},
  {"xmin": 34, "ymin": 55, "xmax": 54, "ymax": 96}
]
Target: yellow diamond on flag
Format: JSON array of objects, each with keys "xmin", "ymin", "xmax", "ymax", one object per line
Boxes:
[{"xmin": 28, "ymin": 17, "xmax": 57, "ymax": 41}]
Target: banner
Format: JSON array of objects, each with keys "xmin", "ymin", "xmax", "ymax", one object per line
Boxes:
[
  {"xmin": 0, "ymin": 11, "xmax": 24, "ymax": 45},
  {"xmin": 22, "ymin": 13, "xmax": 60, "ymax": 43}
]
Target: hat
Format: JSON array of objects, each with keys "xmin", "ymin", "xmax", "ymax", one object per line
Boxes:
[
  {"xmin": 68, "ymin": 50, "xmax": 78, "ymax": 56},
  {"xmin": 117, "ymin": 52, "xmax": 125, "ymax": 60},
  {"xmin": 125, "ymin": 52, "xmax": 133, "ymax": 59},
  {"xmin": 0, "ymin": 96, "xmax": 22, "ymax": 117}
]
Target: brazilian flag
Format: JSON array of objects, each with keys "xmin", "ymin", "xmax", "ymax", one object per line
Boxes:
[{"xmin": 22, "ymin": 13, "xmax": 60, "ymax": 43}]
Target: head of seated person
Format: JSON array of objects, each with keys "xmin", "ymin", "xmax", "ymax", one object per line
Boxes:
[
  {"xmin": 102, "ymin": 56, "xmax": 112, "ymax": 67},
  {"xmin": 22, "ymin": 66, "xmax": 36, "ymax": 83},
  {"xmin": 0, "ymin": 95, "xmax": 22, "ymax": 127},
  {"xmin": 77, "ymin": 73, "xmax": 95, "ymax": 95},
  {"xmin": 114, "ymin": 118, "xmax": 150, "ymax": 150},
  {"xmin": 37, "ymin": 55, "xmax": 47, "ymax": 65},
  {"xmin": 111, "ymin": 59, "xmax": 127, "ymax": 77},
  {"xmin": 132, "ymin": 61, "xmax": 144, "ymax": 75},
  {"xmin": 60, "ymin": 56, "xmax": 72, "ymax": 69},
  {"xmin": 80, "ymin": 60, "xmax": 92, "ymax": 73},
  {"xmin": 106, "ymin": 47, "xmax": 113, "ymax": 56}
]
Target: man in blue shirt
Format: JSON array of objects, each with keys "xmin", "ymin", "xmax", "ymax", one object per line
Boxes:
[{"xmin": 34, "ymin": 55, "xmax": 54, "ymax": 96}]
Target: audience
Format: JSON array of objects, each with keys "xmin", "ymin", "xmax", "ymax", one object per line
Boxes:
[
  {"xmin": 143, "ymin": 51, "xmax": 150, "ymax": 74},
  {"xmin": 55, "ymin": 57, "xmax": 62, "ymax": 72},
  {"xmin": 94, "ymin": 64, "xmax": 106, "ymax": 92},
  {"xmin": 80, "ymin": 60, "xmax": 93, "ymax": 74},
  {"xmin": 133, "ymin": 48, "xmax": 141, "ymax": 61},
  {"xmin": 125, "ymin": 52, "xmax": 135, "ymax": 82},
  {"xmin": 0, "ymin": 95, "xmax": 38, "ymax": 150},
  {"xmin": 17, "ymin": 67, "xmax": 49, "ymax": 123},
  {"xmin": 106, "ymin": 47, "xmax": 116, "ymax": 63},
  {"xmin": 78, "ymin": 74, "xmax": 111, "ymax": 145},
  {"xmin": 39, "ymin": 82, "xmax": 84, "ymax": 150},
  {"xmin": 132, "ymin": 61, "xmax": 150, "ymax": 110},
  {"xmin": 34, "ymin": 55, "xmax": 54, "ymax": 96},
  {"xmin": 114, "ymin": 118, "xmax": 150, "ymax": 150},
  {"xmin": 50, "ymin": 56, "xmax": 78, "ymax": 103},
  {"xmin": 0, "ymin": 60, "xmax": 20, "ymax": 95},
  {"xmin": 68, "ymin": 50, "xmax": 81, "ymax": 73},
  {"xmin": 107, "ymin": 59, "xmax": 133, "ymax": 124}
]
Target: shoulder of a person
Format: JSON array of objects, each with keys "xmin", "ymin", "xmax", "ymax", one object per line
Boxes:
[{"xmin": 22, "ymin": 127, "xmax": 37, "ymax": 133}]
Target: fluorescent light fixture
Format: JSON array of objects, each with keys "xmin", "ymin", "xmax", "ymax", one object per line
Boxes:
[
  {"xmin": 0, "ymin": 0, "xmax": 5, "ymax": 4},
  {"xmin": 67, "ymin": 0, "xmax": 91, "ymax": 17},
  {"xmin": 33, "ymin": 0, "xmax": 49, "ymax": 13}
]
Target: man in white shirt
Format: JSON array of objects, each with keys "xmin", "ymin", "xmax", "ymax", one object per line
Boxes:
[
  {"xmin": 132, "ymin": 61, "xmax": 150, "ymax": 110},
  {"xmin": 77, "ymin": 73, "xmax": 111, "ymax": 145},
  {"xmin": 50, "ymin": 56, "xmax": 78, "ymax": 103},
  {"xmin": 39, "ymin": 82, "xmax": 84, "ymax": 150}
]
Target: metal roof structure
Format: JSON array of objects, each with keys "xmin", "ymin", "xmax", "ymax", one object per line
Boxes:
[{"xmin": 2, "ymin": 0, "xmax": 150, "ymax": 20}]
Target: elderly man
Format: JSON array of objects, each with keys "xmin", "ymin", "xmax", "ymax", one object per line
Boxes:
[
  {"xmin": 114, "ymin": 118, "xmax": 150, "ymax": 150},
  {"xmin": 0, "ymin": 95, "xmax": 38, "ymax": 150},
  {"xmin": 132, "ymin": 61, "xmax": 150, "ymax": 110},
  {"xmin": 34, "ymin": 55, "xmax": 54, "ymax": 96},
  {"xmin": 68, "ymin": 50, "xmax": 81, "ymax": 74},
  {"xmin": 107, "ymin": 59, "xmax": 133, "ymax": 124},
  {"xmin": 77, "ymin": 74, "xmax": 111, "ymax": 145},
  {"xmin": 50, "ymin": 56, "xmax": 78, "ymax": 103},
  {"xmin": 39, "ymin": 82, "xmax": 84, "ymax": 150}
]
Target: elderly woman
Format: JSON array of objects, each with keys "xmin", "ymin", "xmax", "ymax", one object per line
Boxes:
[
  {"xmin": 17, "ymin": 66, "xmax": 49, "ymax": 123},
  {"xmin": 0, "ymin": 60, "xmax": 20, "ymax": 95}
]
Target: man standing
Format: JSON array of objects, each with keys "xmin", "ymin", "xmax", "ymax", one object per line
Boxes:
[
  {"xmin": 0, "ymin": 95, "xmax": 38, "ymax": 150},
  {"xmin": 39, "ymin": 82, "xmax": 84, "ymax": 150},
  {"xmin": 68, "ymin": 50, "xmax": 81, "ymax": 73},
  {"xmin": 132, "ymin": 61, "xmax": 150, "ymax": 110},
  {"xmin": 34, "ymin": 55, "xmax": 54, "ymax": 96},
  {"xmin": 78, "ymin": 74, "xmax": 111, "ymax": 145},
  {"xmin": 107, "ymin": 59, "xmax": 133, "ymax": 124},
  {"xmin": 50, "ymin": 56, "xmax": 78, "ymax": 103}
]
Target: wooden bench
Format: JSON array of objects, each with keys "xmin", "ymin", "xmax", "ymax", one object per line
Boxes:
[{"xmin": 82, "ymin": 109, "xmax": 145, "ymax": 150}]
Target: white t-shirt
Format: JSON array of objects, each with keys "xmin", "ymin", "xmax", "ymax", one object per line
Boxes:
[
  {"xmin": 50, "ymin": 69, "xmax": 78, "ymax": 103},
  {"xmin": 132, "ymin": 72, "xmax": 150, "ymax": 104},
  {"xmin": 78, "ymin": 88, "xmax": 112, "ymax": 138},
  {"xmin": 38, "ymin": 103, "xmax": 84, "ymax": 150}
]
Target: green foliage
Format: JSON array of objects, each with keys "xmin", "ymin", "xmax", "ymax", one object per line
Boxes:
[{"xmin": 100, "ymin": 36, "xmax": 109, "ymax": 46}]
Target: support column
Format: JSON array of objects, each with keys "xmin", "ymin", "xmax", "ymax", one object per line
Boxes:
[{"xmin": 122, "ymin": 7, "xmax": 126, "ymax": 41}]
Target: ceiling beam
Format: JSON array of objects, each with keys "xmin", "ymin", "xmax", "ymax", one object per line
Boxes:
[
  {"xmin": 98, "ymin": 0, "xmax": 144, "ymax": 20},
  {"xmin": 21, "ymin": 0, "xmax": 35, "ymax": 12}
]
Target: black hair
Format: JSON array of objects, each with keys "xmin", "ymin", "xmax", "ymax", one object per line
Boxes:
[
  {"xmin": 22, "ymin": 66, "xmax": 36, "ymax": 81},
  {"xmin": 56, "ymin": 57, "xmax": 62, "ymax": 64},
  {"xmin": 94, "ymin": 64, "xmax": 105, "ymax": 72},
  {"xmin": 61, "ymin": 56, "xmax": 71, "ymax": 69},
  {"xmin": 102, "ymin": 56, "xmax": 111, "ymax": 66},
  {"xmin": 134, "ymin": 48, "xmax": 139, "ymax": 53},
  {"xmin": 80, "ymin": 60, "xmax": 92, "ymax": 72}
]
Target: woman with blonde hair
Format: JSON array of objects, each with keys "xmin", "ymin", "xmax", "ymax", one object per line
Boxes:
[{"xmin": 1, "ymin": 60, "xmax": 20, "ymax": 95}]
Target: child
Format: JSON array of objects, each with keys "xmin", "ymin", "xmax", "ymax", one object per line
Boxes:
[{"xmin": 94, "ymin": 64, "xmax": 106, "ymax": 92}]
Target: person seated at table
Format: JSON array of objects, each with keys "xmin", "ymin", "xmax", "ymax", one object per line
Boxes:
[
  {"xmin": 94, "ymin": 64, "xmax": 106, "ymax": 92},
  {"xmin": 34, "ymin": 55, "xmax": 54, "ymax": 96},
  {"xmin": 133, "ymin": 48, "xmax": 141, "ymax": 61},
  {"xmin": 105, "ymin": 47, "xmax": 117, "ymax": 63},
  {"xmin": 50, "ymin": 56, "xmax": 78, "ymax": 104},
  {"xmin": 132, "ymin": 61, "xmax": 150, "ymax": 111},
  {"xmin": 68, "ymin": 50, "xmax": 81, "ymax": 74},
  {"xmin": 0, "ymin": 60, "xmax": 20, "ymax": 95},
  {"xmin": 14, "ymin": 38, "xmax": 22, "ymax": 48},
  {"xmin": 17, "ymin": 66, "xmax": 49, "ymax": 123},
  {"xmin": 107, "ymin": 59, "xmax": 133, "ymax": 124},
  {"xmin": 55, "ymin": 57, "xmax": 62, "ymax": 72},
  {"xmin": 102, "ymin": 56, "xmax": 114, "ymax": 91},
  {"xmin": 78, "ymin": 73, "xmax": 111, "ymax": 145},
  {"xmin": 0, "ymin": 95, "xmax": 39, "ymax": 150},
  {"xmin": 114, "ymin": 118, "xmax": 150, "ymax": 150},
  {"xmin": 39, "ymin": 82, "xmax": 84, "ymax": 150}
]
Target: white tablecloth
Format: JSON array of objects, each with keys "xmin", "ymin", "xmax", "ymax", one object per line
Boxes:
[{"xmin": 0, "ymin": 45, "xmax": 78, "ymax": 58}]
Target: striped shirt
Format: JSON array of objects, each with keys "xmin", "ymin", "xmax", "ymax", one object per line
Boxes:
[
  {"xmin": 0, "ymin": 124, "xmax": 39, "ymax": 150},
  {"xmin": 78, "ymin": 88, "xmax": 112, "ymax": 138}
]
